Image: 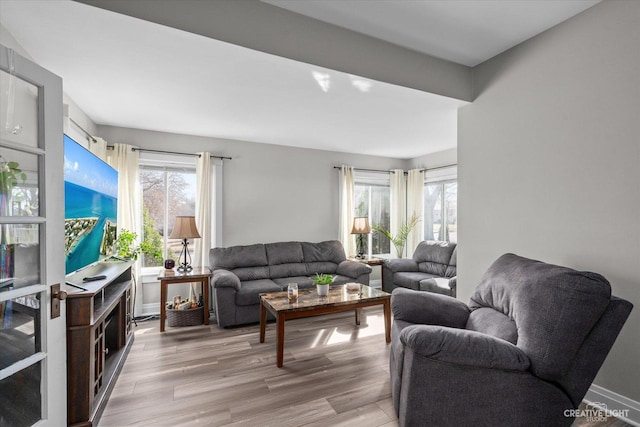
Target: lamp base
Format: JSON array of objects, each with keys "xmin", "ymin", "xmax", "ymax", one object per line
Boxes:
[
  {"xmin": 177, "ymin": 264, "xmax": 193, "ymax": 273},
  {"xmin": 177, "ymin": 239, "xmax": 193, "ymax": 273}
]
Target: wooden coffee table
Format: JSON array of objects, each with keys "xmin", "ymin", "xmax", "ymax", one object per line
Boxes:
[{"xmin": 259, "ymin": 284, "xmax": 391, "ymax": 367}]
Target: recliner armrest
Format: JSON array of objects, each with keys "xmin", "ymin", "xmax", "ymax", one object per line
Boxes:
[
  {"xmin": 383, "ymin": 258, "xmax": 419, "ymax": 273},
  {"xmin": 336, "ymin": 260, "xmax": 372, "ymax": 279},
  {"xmin": 401, "ymin": 325, "xmax": 531, "ymax": 371},
  {"xmin": 391, "ymin": 287, "xmax": 470, "ymax": 327},
  {"xmin": 211, "ymin": 269, "xmax": 241, "ymax": 291}
]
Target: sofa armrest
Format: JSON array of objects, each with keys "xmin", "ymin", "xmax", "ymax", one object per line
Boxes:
[
  {"xmin": 211, "ymin": 269, "xmax": 241, "ymax": 291},
  {"xmin": 449, "ymin": 276, "xmax": 457, "ymax": 293},
  {"xmin": 401, "ymin": 325, "xmax": 530, "ymax": 371},
  {"xmin": 336, "ymin": 260, "xmax": 372, "ymax": 279},
  {"xmin": 391, "ymin": 287, "xmax": 470, "ymax": 328},
  {"xmin": 383, "ymin": 258, "xmax": 419, "ymax": 273}
]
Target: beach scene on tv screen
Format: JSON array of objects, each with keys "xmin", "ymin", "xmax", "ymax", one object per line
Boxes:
[{"xmin": 64, "ymin": 136, "xmax": 118, "ymax": 274}]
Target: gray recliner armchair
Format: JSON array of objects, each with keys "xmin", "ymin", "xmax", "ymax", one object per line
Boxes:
[{"xmin": 390, "ymin": 253, "xmax": 633, "ymax": 427}]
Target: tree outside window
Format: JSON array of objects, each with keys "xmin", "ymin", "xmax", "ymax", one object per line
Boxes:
[
  {"xmin": 140, "ymin": 167, "xmax": 196, "ymax": 267},
  {"xmin": 424, "ymin": 181, "xmax": 457, "ymax": 242}
]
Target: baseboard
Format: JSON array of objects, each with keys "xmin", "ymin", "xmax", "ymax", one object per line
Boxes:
[
  {"xmin": 583, "ymin": 384, "xmax": 640, "ymax": 426},
  {"xmin": 139, "ymin": 302, "xmax": 160, "ymax": 317},
  {"xmin": 370, "ymin": 279, "xmax": 382, "ymax": 289}
]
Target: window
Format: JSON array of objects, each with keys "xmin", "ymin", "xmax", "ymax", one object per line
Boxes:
[
  {"xmin": 424, "ymin": 180, "xmax": 457, "ymax": 243},
  {"xmin": 354, "ymin": 172, "xmax": 390, "ymax": 256},
  {"xmin": 140, "ymin": 165, "xmax": 197, "ymax": 268}
]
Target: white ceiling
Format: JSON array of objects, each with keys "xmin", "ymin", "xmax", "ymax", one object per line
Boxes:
[{"xmin": 0, "ymin": 0, "xmax": 599, "ymax": 159}]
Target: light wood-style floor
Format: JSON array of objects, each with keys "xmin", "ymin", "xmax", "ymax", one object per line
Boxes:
[{"xmin": 99, "ymin": 309, "xmax": 631, "ymax": 427}]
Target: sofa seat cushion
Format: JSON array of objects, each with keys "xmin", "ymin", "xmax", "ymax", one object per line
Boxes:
[
  {"xmin": 332, "ymin": 275, "xmax": 357, "ymax": 285},
  {"xmin": 273, "ymin": 276, "xmax": 315, "ymax": 290},
  {"xmin": 394, "ymin": 272, "xmax": 439, "ymax": 290},
  {"xmin": 419, "ymin": 277, "xmax": 454, "ymax": 295},
  {"xmin": 236, "ymin": 279, "xmax": 282, "ymax": 306},
  {"xmin": 232, "ymin": 266, "xmax": 270, "ymax": 281}
]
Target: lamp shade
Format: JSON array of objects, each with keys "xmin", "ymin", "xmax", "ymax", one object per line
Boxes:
[
  {"xmin": 169, "ymin": 216, "xmax": 201, "ymax": 239},
  {"xmin": 351, "ymin": 217, "xmax": 371, "ymax": 234}
]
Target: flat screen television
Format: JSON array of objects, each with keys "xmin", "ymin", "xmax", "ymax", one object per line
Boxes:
[{"xmin": 64, "ymin": 134, "xmax": 118, "ymax": 274}]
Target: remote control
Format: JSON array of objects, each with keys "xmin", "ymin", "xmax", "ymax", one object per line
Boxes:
[{"xmin": 83, "ymin": 275, "xmax": 107, "ymax": 282}]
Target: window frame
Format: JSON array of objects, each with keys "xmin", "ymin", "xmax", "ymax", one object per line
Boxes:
[
  {"xmin": 138, "ymin": 159, "xmax": 197, "ymax": 275},
  {"xmin": 354, "ymin": 171, "xmax": 391, "ymax": 257},
  {"xmin": 423, "ymin": 164, "xmax": 457, "ymax": 243}
]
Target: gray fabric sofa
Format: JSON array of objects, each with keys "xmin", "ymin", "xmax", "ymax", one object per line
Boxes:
[
  {"xmin": 382, "ymin": 240, "xmax": 457, "ymax": 296},
  {"xmin": 390, "ymin": 253, "xmax": 633, "ymax": 427},
  {"xmin": 210, "ymin": 240, "xmax": 372, "ymax": 327}
]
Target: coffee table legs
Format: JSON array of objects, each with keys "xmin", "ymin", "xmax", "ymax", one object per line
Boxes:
[
  {"xmin": 384, "ymin": 299, "xmax": 391, "ymax": 343},
  {"xmin": 260, "ymin": 299, "xmax": 392, "ymax": 367},
  {"xmin": 160, "ymin": 281, "xmax": 167, "ymax": 332},
  {"xmin": 259, "ymin": 302, "xmax": 267, "ymax": 343},
  {"xmin": 276, "ymin": 314, "xmax": 285, "ymax": 368},
  {"xmin": 260, "ymin": 302, "xmax": 285, "ymax": 367}
]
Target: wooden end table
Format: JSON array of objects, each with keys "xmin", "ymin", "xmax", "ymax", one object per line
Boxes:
[
  {"xmin": 157, "ymin": 267, "xmax": 211, "ymax": 332},
  {"xmin": 259, "ymin": 284, "xmax": 391, "ymax": 367}
]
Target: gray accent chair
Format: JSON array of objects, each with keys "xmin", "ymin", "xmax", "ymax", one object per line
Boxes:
[
  {"xmin": 210, "ymin": 240, "xmax": 372, "ymax": 327},
  {"xmin": 382, "ymin": 241, "xmax": 457, "ymax": 296},
  {"xmin": 390, "ymin": 253, "xmax": 633, "ymax": 427}
]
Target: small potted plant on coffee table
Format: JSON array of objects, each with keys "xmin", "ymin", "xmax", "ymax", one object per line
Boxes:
[{"xmin": 312, "ymin": 273, "xmax": 334, "ymax": 296}]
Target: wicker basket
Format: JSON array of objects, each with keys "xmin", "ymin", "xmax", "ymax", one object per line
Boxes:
[{"xmin": 166, "ymin": 306, "xmax": 204, "ymax": 327}]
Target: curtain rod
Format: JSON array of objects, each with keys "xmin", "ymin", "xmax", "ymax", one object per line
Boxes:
[
  {"xmin": 69, "ymin": 118, "xmax": 98, "ymax": 143},
  {"xmin": 419, "ymin": 163, "xmax": 457, "ymax": 173},
  {"xmin": 108, "ymin": 146, "xmax": 232, "ymax": 160},
  {"xmin": 333, "ymin": 167, "xmax": 396, "ymax": 174},
  {"xmin": 69, "ymin": 118, "xmax": 231, "ymax": 159}
]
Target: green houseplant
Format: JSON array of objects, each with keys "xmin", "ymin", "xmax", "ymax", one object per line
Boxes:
[
  {"xmin": 311, "ymin": 273, "xmax": 334, "ymax": 296},
  {"xmin": 372, "ymin": 213, "xmax": 421, "ymax": 258},
  {"xmin": 0, "ymin": 157, "xmax": 26, "ymax": 196},
  {"xmin": 115, "ymin": 228, "xmax": 161, "ymax": 261}
]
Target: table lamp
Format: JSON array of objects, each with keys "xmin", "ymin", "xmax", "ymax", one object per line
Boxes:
[
  {"xmin": 351, "ymin": 216, "xmax": 371, "ymax": 259},
  {"xmin": 169, "ymin": 216, "xmax": 201, "ymax": 272}
]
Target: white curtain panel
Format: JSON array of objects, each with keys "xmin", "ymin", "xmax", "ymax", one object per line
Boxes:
[
  {"xmin": 88, "ymin": 135, "xmax": 108, "ymax": 161},
  {"xmin": 107, "ymin": 143, "xmax": 142, "ymax": 315},
  {"xmin": 390, "ymin": 169, "xmax": 406, "ymax": 242},
  {"xmin": 406, "ymin": 169, "xmax": 425, "ymax": 257},
  {"xmin": 338, "ymin": 165, "xmax": 356, "ymax": 257},
  {"xmin": 195, "ymin": 152, "xmax": 213, "ymax": 269}
]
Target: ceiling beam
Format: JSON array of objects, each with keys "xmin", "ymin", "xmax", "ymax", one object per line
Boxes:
[{"xmin": 75, "ymin": 0, "xmax": 473, "ymax": 102}]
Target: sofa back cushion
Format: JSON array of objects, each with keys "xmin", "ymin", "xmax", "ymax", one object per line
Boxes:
[
  {"xmin": 413, "ymin": 241, "xmax": 457, "ymax": 276},
  {"xmin": 266, "ymin": 242, "xmax": 307, "ymax": 279},
  {"xmin": 302, "ymin": 240, "xmax": 346, "ymax": 264},
  {"xmin": 469, "ymin": 253, "xmax": 611, "ymax": 381},
  {"xmin": 302, "ymin": 240, "xmax": 346, "ymax": 276},
  {"xmin": 466, "ymin": 307, "xmax": 518, "ymax": 344},
  {"xmin": 210, "ymin": 244, "xmax": 270, "ymax": 281},
  {"xmin": 445, "ymin": 246, "xmax": 457, "ymax": 278}
]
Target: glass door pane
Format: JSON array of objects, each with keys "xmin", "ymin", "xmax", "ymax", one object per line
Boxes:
[{"xmin": 0, "ymin": 52, "xmax": 52, "ymax": 426}]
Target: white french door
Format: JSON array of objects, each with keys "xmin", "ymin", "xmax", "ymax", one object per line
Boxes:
[{"xmin": 0, "ymin": 45, "xmax": 66, "ymax": 426}]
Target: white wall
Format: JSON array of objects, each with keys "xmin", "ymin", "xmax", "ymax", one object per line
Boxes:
[
  {"xmin": 1, "ymin": 23, "xmax": 98, "ymax": 145},
  {"xmin": 459, "ymin": 0, "xmax": 640, "ymax": 403},
  {"xmin": 407, "ymin": 147, "xmax": 456, "ymax": 170},
  {"xmin": 97, "ymin": 125, "xmax": 408, "ymax": 248}
]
